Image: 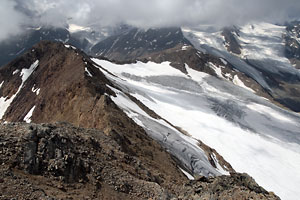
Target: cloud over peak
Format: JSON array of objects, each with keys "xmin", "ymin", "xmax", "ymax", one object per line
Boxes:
[{"xmin": 1, "ymin": 0, "xmax": 300, "ymax": 41}]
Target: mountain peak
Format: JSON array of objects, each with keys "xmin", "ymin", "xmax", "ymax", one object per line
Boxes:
[{"xmin": 0, "ymin": 40, "xmax": 113, "ymax": 124}]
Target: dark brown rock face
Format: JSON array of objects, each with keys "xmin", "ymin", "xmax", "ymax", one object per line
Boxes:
[
  {"xmin": 0, "ymin": 122, "xmax": 280, "ymax": 200},
  {"xmin": 91, "ymin": 27, "xmax": 191, "ymax": 62},
  {"xmin": 0, "ymin": 122, "xmax": 185, "ymax": 199},
  {"xmin": 221, "ymin": 27, "xmax": 242, "ymax": 55},
  {"xmin": 0, "ymin": 41, "xmax": 113, "ymax": 125}
]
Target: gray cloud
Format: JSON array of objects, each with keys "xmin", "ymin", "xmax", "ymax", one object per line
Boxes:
[
  {"xmin": 0, "ymin": 0, "xmax": 27, "ymax": 41},
  {"xmin": 1, "ymin": 0, "xmax": 300, "ymax": 41}
]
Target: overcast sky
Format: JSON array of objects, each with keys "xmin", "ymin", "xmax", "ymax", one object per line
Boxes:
[{"xmin": 0, "ymin": 0, "xmax": 300, "ymax": 41}]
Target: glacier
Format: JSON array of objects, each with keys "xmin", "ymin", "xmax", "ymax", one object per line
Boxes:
[
  {"xmin": 93, "ymin": 58, "xmax": 300, "ymax": 200},
  {"xmin": 183, "ymin": 22, "xmax": 300, "ymax": 93}
]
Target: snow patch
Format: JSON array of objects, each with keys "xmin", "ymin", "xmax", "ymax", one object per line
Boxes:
[
  {"xmin": 24, "ymin": 106, "xmax": 36, "ymax": 123},
  {"xmin": 182, "ymin": 45, "xmax": 189, "ymax": 50},
  {"xmin": 208, "ymin": 62, "xmax": 223, "ymax": 78},
  {"xmin": 232, "ymin": 75, "xmax": 255, "ymax": 93},
  {"xmin": 64, "ymin": 44, "xmax": 76, "ymax": 50},
  {"xmin": 212, "ymin": 153, "xmax": 230, "ymax": 175},
  {"xmin": 0, "ymin": 81, "xmax": 3, "ymax": 89},
  {"xmin": 13, "ymin": 69, "xmax": 20, "ymax": 75},
  {"xmin": 92, "ymin": 59, "xmax": 185, "ymax": 78},
  {"xmin": 21, "ymin": 60, "xmax": 39, "ymax": 83},
  {"xmin": 186, "ymin": 64, "xmax": 208, "ymax": 82},
  {"xmin": 225, "ymin": 73, "xmax": 232, "ymax": 79},
  {"xmin": 85, "ymin": 67, "xmax": 93, "ymax": 77},
  {"xmin": 179, "ymin": 168, "xmax": 194, "ymax": 180},
  {"xmin": 31, "ymin": 85, "xmax": 40, "ymax": 95}
]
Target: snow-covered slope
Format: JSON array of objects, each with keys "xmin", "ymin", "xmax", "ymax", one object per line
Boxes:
[
  {"xmin": 183, "ymin": 22, "xmax": 300, "ymax": 112},
  {"xmin": 182, "ymin": 26, "xmax": 272, "ymax": 90},
  {"xmin": 183, "ymin": 23, "xmax": 299, "ymax": 76},
  {"xmin": 93, "ymin": 58, "xmax": 300, "ymax": 200},
  {"xmin": 92, "ymin": 60, "xmax": 232, "ymax": 178}
]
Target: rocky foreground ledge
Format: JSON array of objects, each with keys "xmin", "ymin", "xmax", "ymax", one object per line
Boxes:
[{"xmin": 0, "ymin": 122, "xmax": 279, "ymax": 200}]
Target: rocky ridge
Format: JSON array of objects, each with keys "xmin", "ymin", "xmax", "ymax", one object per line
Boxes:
[{"xmin": 0, "ymin": 122, "xmax": 279, "ymax": 200}]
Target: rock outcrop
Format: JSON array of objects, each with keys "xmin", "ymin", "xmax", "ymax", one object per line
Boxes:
[{"xmin": 0, "ymin": 122, "xmax": 280, "ymax": 200}]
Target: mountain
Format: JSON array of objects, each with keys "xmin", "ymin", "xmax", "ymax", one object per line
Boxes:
[
  {"xmin": 91, "ymin": 25, "xmax": 300, "ymax": 113},
  {"xmin": 2, "ymin": 23, "xmax": 300, "ymax": 113},
  {"xmin": 284, "ymin": 21, "xmax": 300, "ymax": 69},
  {"xmin": 87, "ymin": 23, "xmax": 300, "ymax": 200},
  {"xmin": 91, "ymin": 27, "xmax": 191, "ymax": 62},
  {"xmin": 0, "ymin": 24, "xmax": 119, "ymax": 68},
  {"xmin": 1, "ymin": 20, "xmax": 300, "ymax": 199},
  {"xmin": 91, "ymin": 27, "xmax": 272, "ymax": 100},
  {"xmin": 92, "ymin": 56, "xmax": 300, "ymax": 200},
  {"xmin": 0, "ymin": 26, "xmax": 85, "ymax": 67},
  {"xmin": 0, "ymin": 40, "xmax": 232, "ymax": 178},
  {"xmin": 0, "ymin": 41, "xmax": 281, "ymax": 199},
  {"xmin": 183, "ymin": 22, "xmax": 300, "ymax": 112}
]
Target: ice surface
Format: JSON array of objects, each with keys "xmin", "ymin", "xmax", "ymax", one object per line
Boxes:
[
  {"xmin": 183, "ymin": 23, "xmax": 300, "ymax": 92},
  {"xmin": 93, "ymin": 60, "xmax": 227, "ymax": 177},
  {"xmin": 94, "ymin": 58, "xmax": 300, "ymax": 200},
  {"xmin": 182, "ymin": 27, "xmax": 272, "ymax": 91},
  {"xmin": 24, "ymin": 106, "xmax": 36, "ymax": 123},
  {"xmin": 220, "ymin": 58, "xmax": 228, "ymax": 65},
  {"xmin": 106, "ymin": 84, "xmax": 223, "ymax": 177}
]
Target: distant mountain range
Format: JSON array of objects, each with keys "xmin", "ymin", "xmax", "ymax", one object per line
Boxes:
[{"xmin": 1, "ymin": 21, "xmax": 300, "ymax": 199}]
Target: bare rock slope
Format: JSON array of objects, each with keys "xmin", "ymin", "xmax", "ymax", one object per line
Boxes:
[{"xmin": 0, "ymin": 122, "xmax": 279, "ymax": 200}]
